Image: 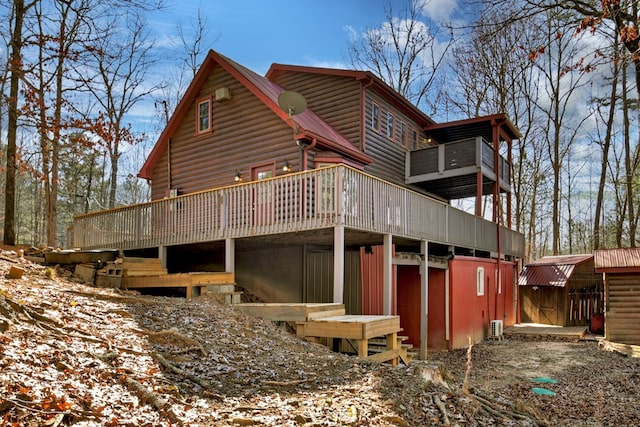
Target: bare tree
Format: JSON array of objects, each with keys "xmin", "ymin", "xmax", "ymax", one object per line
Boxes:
[
  {"xmin": 18, "ymin": 0, "xmax": 94, "ymax": 246},
  {"xmin": 346, "ymin": 0, "xmax": 453, "ymax": 112},
  {"xmin": 177, "ymin": 6, "xmax": 218, "ymax": 78},
  {"xmin": 4, "ymin": 0, "xmax": 38, "ymax": 246},
  {"xmin": 516, "ymin": 0, "xmax": 640, "ymax": 246},
  {"xmin": 80, "ymin": 11, "xmax": 159, "ymax": 209}
]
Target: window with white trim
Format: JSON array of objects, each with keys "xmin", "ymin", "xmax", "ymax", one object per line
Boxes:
[
  {"xmin": 477, "ymin": 267, "xmax": 485, "ymax": 296},
  {"xmin": 386, "ymin": 112, "xmax": 394, "ymax": 139},
  {"xmin": 401, "ymin": 121, "xmax": 407, "ymax": 147},
  {"xmin": 197, "ymin": 98, "xmax": 211, "ymax": 134},
  {"xmin": 372, "ymin": 102, "xmax": 380, "ymax": 131}
]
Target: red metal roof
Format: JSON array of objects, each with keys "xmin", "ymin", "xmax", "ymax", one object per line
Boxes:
[
  {"xmin": 526, "ymin": 254, "xmax": 593, "ymax": 266},
  {"xmin": 266, "ymin": 63, "xmax": 436, "ymax": 128},
  {"xmin": 518, "ymin": 254, "xmax": 593, "ymax": 287},
  {"xmin": 594, "ymin": 248, "xmax": 640, "ymax": 273},
  {"xmin": 139, "ymin": 50, "xmax": 372, "ymax": 180}
]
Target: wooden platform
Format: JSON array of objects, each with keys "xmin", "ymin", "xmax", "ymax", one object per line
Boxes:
[
  {"xmin": 296, "ymin": 315, "xmax": 406, "ymax": 365},
  {"xmin": 123, "ymin": 271, "xmax": 236, "ymax": 299},
  {"xmin": 236, "ymin": 304, "xmax": 408, "ymax": 364},
  {"xmin": 505, "ymin": 324, "xmax": 588, "ymax": 339},
  {"xmin": 235, "ymin": 303, "xmax": 345, "ymax": 322}
]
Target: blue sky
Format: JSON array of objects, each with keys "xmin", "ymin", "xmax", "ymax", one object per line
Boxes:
[{"xmin": 152, "ymin": 0, "xmax": 459, "ymax": 74}]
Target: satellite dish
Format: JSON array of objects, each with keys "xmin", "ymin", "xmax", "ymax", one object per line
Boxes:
[{"xmin": 278, "ymin": 91, "xmax": 307, "ymax": 116}]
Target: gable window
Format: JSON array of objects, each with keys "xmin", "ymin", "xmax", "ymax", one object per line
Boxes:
[
  {"xmin": 477, "ymin": 267, "xmax": 485, "ymax": 296},
  {"xmin": 386, "ymin": 112, "xmax": 394, "ymax": 140},
  {"xmin": 197, "ymin": 97, "xmax": 211, "ymax": 134},
  {"xmin": 400, "ymin": 121, "xmax": 407, "ymax": 147},
  {"xmin": 372, "ymin": 102, "xmax": 380, "ymax": 132}
]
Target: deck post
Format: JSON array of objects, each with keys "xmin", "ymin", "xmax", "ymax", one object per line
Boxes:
[
  {"xmin": 159, "ymin": 245, "xmax": 167, "ymax": 269},
  {"xmin": 333, "ymin": 224, "xmax": 345, "ymax": 304},
  {"xmin": 383, "ymin": 234, "xmax": 393, "ymax": 315},
  {"xmin": 225, "ymin": 238, "xmax": 235, "ymax": 274},
  {"xmin": 420, "ymin": 239, "xmax": 429, "ymax": 359}
]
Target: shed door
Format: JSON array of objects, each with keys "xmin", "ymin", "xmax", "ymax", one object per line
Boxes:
[{"xmin": 538, "ymin": 287, "xmax": 562, "ymax": 325}]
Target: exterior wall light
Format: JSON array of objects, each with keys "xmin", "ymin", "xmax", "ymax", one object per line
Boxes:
[
  {"xmin": 283, "ymin": 159, "xmax": 291, "ymax": 173},
  {"xmin": 234, "ymin": 171, "xmax": 243, "ymax": 182}
]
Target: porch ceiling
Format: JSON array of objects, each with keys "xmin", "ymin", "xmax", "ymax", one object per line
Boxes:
[
  {"xmin": 413, "ymin": 174, "xmax": 506, "ymax": 200},
  {"xmin": 425, "ymin": 114, "xmax": 520, "ymax": 143},
  {"xmin": 169, "ymin": 229, "xmax": 420, "ymax": 252}
]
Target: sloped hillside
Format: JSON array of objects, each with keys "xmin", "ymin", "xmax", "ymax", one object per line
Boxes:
[{"xmin": 0, "ymin": 250, "xmax": 638, "ymax": 426}]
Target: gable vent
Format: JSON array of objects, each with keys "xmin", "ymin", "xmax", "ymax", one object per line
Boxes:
[{"xmin": 215, "ymin": 87, "xmax": 232, "ymax": 102}]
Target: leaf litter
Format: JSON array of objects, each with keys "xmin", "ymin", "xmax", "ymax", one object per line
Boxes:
[{"xmin": 0, "ymin": 249, "xmax": 638, "ymax": 426}]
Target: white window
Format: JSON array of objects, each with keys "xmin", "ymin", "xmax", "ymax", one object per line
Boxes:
[
  {"xmin": 197, "ymin": 98, "xmax": 211, "ymax": 134},
  {"xmin": 386, "ymin": 112, "xmax": 394, "ymax": 139},
  {"xmin": 477, "ymin": 267, "xmax": 485, "ymax": 296},
  {"xmin": 372, "ymin": 102, "xmax": 380, "ymax": 131},
  {"xmin": 401, "ymin": 121, "xmax": 407, "ymax": 147}
]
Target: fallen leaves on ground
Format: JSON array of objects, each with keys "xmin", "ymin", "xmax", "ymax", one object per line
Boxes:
[{"xmin": 0, "ymin": 251, "xmax": 638, "ymax": 426}]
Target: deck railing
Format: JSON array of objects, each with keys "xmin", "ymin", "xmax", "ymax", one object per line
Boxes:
[
  {"xmin": 408, "ymin": 137, "xmax": 511, "ymax": 191},
  {"xmin": 72, "ymin": 165, "xmax": 525, "ymax": 257}
]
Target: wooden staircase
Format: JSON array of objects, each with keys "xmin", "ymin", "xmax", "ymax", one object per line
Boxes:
[
  {"xmin": 94, "ymin": 257, "xmax": 240, "ymax": 302},
  {"xmin": 366, "ymin": 335, "xmax": 414, "ymax": 365}
]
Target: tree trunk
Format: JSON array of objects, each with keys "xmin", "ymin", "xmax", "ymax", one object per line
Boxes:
[
  {"xmin": 4, "ymin": 0, "xmax": 29, "ymax": 246},
  {"xmin": 109, "ymin": 142, "xmax": 119, "ymax": 209},
  {"xmin": 594, "ymin": 55, "xmax": 619, "ymax": 250}
]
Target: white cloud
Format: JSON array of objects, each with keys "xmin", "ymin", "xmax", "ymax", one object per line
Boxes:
[{"xmin": 417, "ymin": 0, "xmax": 458, "ymax": 24}]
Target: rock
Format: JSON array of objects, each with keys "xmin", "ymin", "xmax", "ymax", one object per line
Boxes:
[
  {"xmin": 7, "ymin": 266, "xmax": 24, "ymax": 279},
  {"xmin": 231, "ymin": 417, "xmax": 255, "ymax": 425}
]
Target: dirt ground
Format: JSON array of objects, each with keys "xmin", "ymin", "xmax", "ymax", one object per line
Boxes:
[{"xmin": 0, "ymin": 251, "xmax": 639, "ymax": 426}]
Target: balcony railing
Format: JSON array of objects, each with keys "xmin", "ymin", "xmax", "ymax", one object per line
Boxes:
[
  {"xmin": 406, "ymin": 137, "xmax": 511, "ymax": 198},
  {"xmin": 72, "ymin": 165, "xmax": 524, "ymax": 257}
]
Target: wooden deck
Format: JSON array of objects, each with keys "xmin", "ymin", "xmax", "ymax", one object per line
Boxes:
[
  {"xmin": 505, "ymin": 323, "xmax": 588, "ymax": 339},
  {"xmin": 70, "ymin": 165, "xmax": 525, "ymax": 258}
]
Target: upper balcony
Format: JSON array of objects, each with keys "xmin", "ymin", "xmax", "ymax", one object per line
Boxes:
[{"xmin": 406, "ymin": 136, "xmax": 511, "ymax": 200}]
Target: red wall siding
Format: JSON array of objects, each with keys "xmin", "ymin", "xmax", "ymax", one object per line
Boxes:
[
  {"xmin": 449, "ymin": 257, "xmax": 496, "ymax": 349},
  {"xmin": 397, "ymin": 265, "xmax": 420, "ymax": 347},
  {"xmin": 448, "ymin": 257, "xmax": 518, "ymax": 349},
  {"xmin": 360, "ymin": 245, "xmax": 396, "ymax": 315},
  {"xmin": 428, "ymin": 268, "xmax": 447, "ymax": 350}
]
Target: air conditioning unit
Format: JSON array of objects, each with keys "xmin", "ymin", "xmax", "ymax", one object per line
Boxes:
[{"xmin": 490, "ymin": 320, "xmax": 504, "ymax": 339}]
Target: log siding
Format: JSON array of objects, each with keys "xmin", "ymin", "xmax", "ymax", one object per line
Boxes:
[{"xmin": 151, "ymin": 64, "xmax": 301, "ymax": 200}]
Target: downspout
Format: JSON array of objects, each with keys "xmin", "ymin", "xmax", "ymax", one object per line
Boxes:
[
  {"xmin": 167, "ymin": 137, "xmax": 172, "ymax": 194},
  {"xmin": 360, "ymin": 77, "xmax": 374, "ymax": 152},
  {"xmin": 492, "ymin": 120, "xmax": 503, "ymax": 324},
  {"xmin": 302, "ymin": 137, "xmax": 317, "ymax": 171}
]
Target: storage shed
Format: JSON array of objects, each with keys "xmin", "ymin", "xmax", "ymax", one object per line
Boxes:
[
  {"xmin": 594, "ymin": 248, "xmax": 640, "ymax": 345},
  {"xmin": 519, "ymin": 255, "xmax": 603, "ymax": 327}
]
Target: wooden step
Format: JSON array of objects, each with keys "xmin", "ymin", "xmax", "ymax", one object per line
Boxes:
[
  {"xmin": 122, "ymin": 268, "xmax": 168, "ymax": 277},
  {"xmin": 121, "ymin": 256, "xmax": 162, "ymax": 265}
]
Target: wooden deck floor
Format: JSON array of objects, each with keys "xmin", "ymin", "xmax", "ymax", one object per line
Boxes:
[{"xmin": 505, "ymin": 323, "xmax": 588, "ymax": 339}]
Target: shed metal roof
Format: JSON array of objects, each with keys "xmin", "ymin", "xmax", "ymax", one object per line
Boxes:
[
  {"xmin": 594, "ymin": 248, "xmax": 640, "ymax": 273},
  {"xmin": 518, "ymin": 254, "xmax": 593, "ymax": 287}
]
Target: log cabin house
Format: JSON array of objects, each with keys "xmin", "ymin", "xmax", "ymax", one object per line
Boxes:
[{"xmin": 71, "ymin": 49, "xmax": 525, "ymax": 356}]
